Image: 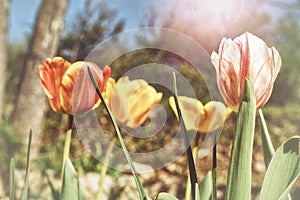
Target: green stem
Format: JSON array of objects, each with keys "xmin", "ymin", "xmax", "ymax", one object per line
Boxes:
[
  {"xmin": 172, "ymin": 72, "xmax": 198, "ymax": 200},
  {"xmin": 88, "ymin": 67, "xmax": 147, "ymax": 200},
  {"xmin": 20, "ymin": 130, "xmax": 32, "ymax": 200},
  {"xmin": 61, "ymin": 129, "xmax": 72, "ymax": 178},
  {"xmin": 185, "ymin": 145, "xmax": 200, "ymax": 200},
  {"xmin": 212, "ymin": 134, "xmax": 217, "ymax": 200},
  {"xmin": 97, "ymin": 142, "xmax": 114, "ymax": 200},
  {"xmin": 9, "ymin": 158, "xmax": 15, "ymax": 200},
  {"xmin": 258, "ymin": 109, "xmax": 275, "ymax": 167}
]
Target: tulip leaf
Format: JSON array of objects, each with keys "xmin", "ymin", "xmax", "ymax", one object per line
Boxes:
[
  {"xmin": 88, "ymin": 67, "xmax": 147, "ymax": 200},
  {"xmin": 173, "ymin": 72, "xmax": 198, "ymax": 200},
  {"xmin": 259, "ymin": 136, "xmax": 300, "ymax": 200},
  {"xmin": 199, "ymin": 171, "xmax": 212, "ymax": 200},
  {"xmin": 155, "ymin": 192, "xmax": 179, "ymax": 200},
  {"xmin": 225, "ymin": 78, "xmax": 256, "ymax": 200},
  {"xmin": 21, "ymin": 129, "xmax": 32, "ymax": 200},
  {"xmin": 278, "ymin": 174, "xmax": 299, "ymax": 200},
  {"xmin": 195, "ymin": 183, "xmax": 201, "ymax": 200},
  {"xmin": 9, "ymin": 158, "xmax": 15, "ymax": 200},
  {"xmin": 60, "ymin": 158, "xmax": 79, "ymax": 200},
  {"xmin": 259, "ymin": 109, "xmax": 292, "ymax": 200},
  {"xmin": 258, "ymin": 109, "xmax": 275, "ymax": 167}
]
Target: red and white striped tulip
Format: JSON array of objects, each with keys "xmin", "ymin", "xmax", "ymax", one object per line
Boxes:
[{"xmin": 211, "ymin": 32, "xmax": 282, "ymax": 112}]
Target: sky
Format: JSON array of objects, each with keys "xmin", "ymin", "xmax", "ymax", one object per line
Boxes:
[
  {"xmin": 8, "ymin": 0, "xmax": 147, "ymax": 42},
  {"xmin": 8, "ymin": 0, "xmax": 293, "ymax": 43}
]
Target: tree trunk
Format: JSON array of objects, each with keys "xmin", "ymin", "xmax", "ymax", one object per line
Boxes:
[
  {"xmin": 13, "ymin": 0, "xmax": 69, "ymax": 159},
  {"xmin": 0, "ymin": 0, "xmax": 10, "ymax": 196},
  {"xmin": 0, "ymin": 0, "xmax": 9, "ymax": 122}
]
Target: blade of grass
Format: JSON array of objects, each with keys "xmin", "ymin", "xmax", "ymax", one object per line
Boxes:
[
  {"xmin": 97, "ymin": 142, "xmax": 114, "ymax": 200},
  {"xmin": 9, "ymin": 158, "xmax": 15, "ymax": 200},
  {"xmin": 21, "ymin": 129, "xmax": 32, "ymax": 200},
  {"xmin": 88, "ymin": 67, "xmax": 147, "ymax": 200},
  {"xmin": 225, "ymin": 78, "xmax": 256, "ymax": 200},
  {"xmin": 172, "ymin": 72, "xmax": 198, "ymax": 200},
  {"xmin": 258, "ymin": 109, "xmax": 275, "ymax": 167}
]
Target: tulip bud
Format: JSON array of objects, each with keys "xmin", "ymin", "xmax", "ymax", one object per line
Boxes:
[
  {"xmin": 38, "ymin": 57, "xmax": 111, "ymax": 114},
  {"xmin": 109, "ymin": 76, "xmax": 163, "ymax": 128},
  {"xmin": 211, "ymin": 32, "xmax": 282, "ymax": 112},
  {"xmin": 169, "ymin": 96, "xmax": 231, "ymax": 133}
]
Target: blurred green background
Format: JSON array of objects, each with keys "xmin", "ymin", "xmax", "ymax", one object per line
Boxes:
[{"xmin": 1, "ymin": 0, "xmax": 300, "ymax": 199}]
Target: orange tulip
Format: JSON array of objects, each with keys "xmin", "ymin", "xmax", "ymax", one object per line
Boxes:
[
  {"xmin": 38, "ymin": 57, "xmax": 111, "ymax": 114},
  {"xmin": 211, "ymin": 32, "xmax": 282, "ymax": 112},
  {"xmin": 169, "ymin": 96, "xmax": 232, "ymax": 133},
  {"xmin": 108, "ymin": 76, "xmax": 163, "ymax": 128}
]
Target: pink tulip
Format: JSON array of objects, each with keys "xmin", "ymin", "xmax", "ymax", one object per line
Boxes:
[
  {"xmin": 38, "ymin": 57, "xmax": 111, "ymax": 114},
  {"xmin": 211, "ymin": 32, "xmax": 282, "ymax": 112}
]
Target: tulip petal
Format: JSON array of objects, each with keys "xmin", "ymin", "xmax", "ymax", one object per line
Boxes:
[
  {"xmin": 211, "ymin": 32, "xmax": 281, "ymax": 112},
  {"xmin": 169, "ymin": 96, "xmax": 230, "ymax": 134},
  {"xmin": 111, "ymin": 77, "xmax": 163, "ymax": 128},
  {"xmin": 102, "ymin": 78, "xmax": 116, "ymax": 107},
  {"xmin": 199, "ymin": 101, "xmax": 227, "ymax": 133},
  {"xmin": 169, "ymin": 96, "xmax": 203, "ymax": 132},
  {"xmin": 129, "ymin": 85, "xmax": 163, "ymax": 126},
  {"xmin": 37, "ymin": 57, "xmax": 71, "ymax": 112},
  {"xmin": 60, "ymin": 61, "xmax": 110, "ymax": 114}
]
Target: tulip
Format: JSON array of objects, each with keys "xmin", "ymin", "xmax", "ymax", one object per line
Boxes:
[
  {"xmin": 109, "ymin": 76, "xmax": 163, "ymax": 128},
  {"xmin": 102, "ymin": 77, "xmax": 116, "ymax": 107},
  {"xmin": 38, "ymin": 57, "xmax": 111, "ymax": 114},
  {"xmin": 169, "ymin": 96, "xmax": 232, "ymax": 133},
  {"xmin": 211, "ymin": 32, "xmax": 282, "ymax": 112}
]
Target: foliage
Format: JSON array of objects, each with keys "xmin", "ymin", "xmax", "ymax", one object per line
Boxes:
[
  {"xmin": 58, "ymin": 0, "xmax": 125, "ymax": 61},
  {"xmin": 269, "ymin": 13, "xmax": 300, "ymax": 105}
]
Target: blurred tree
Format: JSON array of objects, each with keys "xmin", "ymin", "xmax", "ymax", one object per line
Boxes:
[
  {"xmin": 0, "ymin": 0, "xmax": 9, "ymax": 122},
  {"xmin": 13, "ymin": 0, "xmax": 69, "ymax": 159},
  {"xmin": 268, "ymin": 13, "xmax": 300, "ymax": 105},
  {"xmin": 0, "ymin": 0, "xmax": 10, "ymax": 196},
  {"xmin": 58, "ymin": 0, "xmax": 125, "ymax": 61},
  {"xmin": 35, "ymin": 0, "xmax": 125, "ymax": 171}
]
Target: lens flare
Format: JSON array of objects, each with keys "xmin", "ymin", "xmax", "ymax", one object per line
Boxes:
[{"xmin": 193, "ymin": 0, "xmax": 243, "ymax": 27}]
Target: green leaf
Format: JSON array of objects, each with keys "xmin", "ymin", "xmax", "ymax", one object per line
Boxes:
[
  {"xmin": 46, "ymin": 176, "xmax": 60, "ymax": 200},
  {"xmin": 155, "ymin": 192, "xmax": 179, "ymax": 200},
  {"xmin": 199, "ymin": 171, "xmax": 212, "ymax": 200},
  {"xmin": 195, "ymin": 183, "xmax": 201, "ymax": 200},
  {"xmin": 9, "ymin": 158, "xmax": 15, "ymax": 200},
  {"xmin": 259, "ymin": 136, "xmax": 300, "ymax": 200},
  {"xmin": 21, "ymin": 129, "xmax": 32, "ymax": 200},
  {"xmin": 225, "ymin": 78, "xmax": 256, "ymax": 200},
  {"xmin": 172, "ymin": 72, "xmax": 198, "ymax": 200},
  {"xmin": 60, "ymin": 158, "xmax": 79, "ymax": 200},
  {"xmin": 88, "ymin": 67, "xmax": 146, "ymax": 200},
  {"xmin": 258, "ymin": 109, "xmax": 275, "ymax": 168},
  {"xmin": 259, "ymin": 109, "xmax": 293, "ymax": 200},
  {"xmin": 278, "ymin": 174, "xmax": 299, "ymax": 200}
]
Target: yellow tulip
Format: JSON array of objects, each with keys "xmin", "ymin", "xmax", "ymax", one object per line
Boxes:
[
  {"xmin": 169, "ymin": 96, "xmax": 231, "ymax": 133},
  {"xmin": 108, "ymin": 76, "xmax": 163, "ymax": 128}
]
